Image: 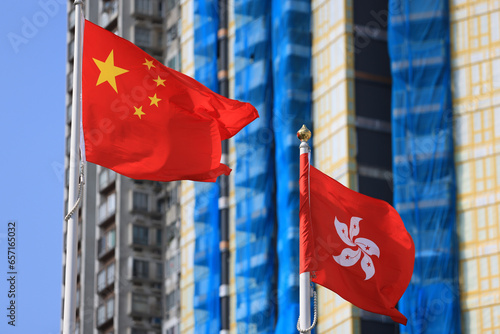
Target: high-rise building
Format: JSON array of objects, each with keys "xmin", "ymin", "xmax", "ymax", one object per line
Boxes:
[
  {"xmin": 62, "ymin": 1, "xmax": 182, "ymax": 334},
  {"xmin": 450, "ymin": 0, "xmax": 500, "ymax": 332}
]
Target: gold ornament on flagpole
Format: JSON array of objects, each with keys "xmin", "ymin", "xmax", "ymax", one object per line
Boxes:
[{"xmin": 297, "ymin": 124, "xmax": 311, "ymax": 142}]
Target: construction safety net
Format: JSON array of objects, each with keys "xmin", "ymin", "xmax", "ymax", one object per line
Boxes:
[
  {"xmin": 388, "ymin": 0, "xmax": 461, "ymax": 332},
  {"xmin": 233, "ymin": 0, "xmax": 277, "ymax": 332},
  {"xmin": 271, "ymin": 0, "xmax": 312, "ymax": 333},
  {"xmin": 193, "ymin": 1, "xmax": 221, "ymax": 333}
]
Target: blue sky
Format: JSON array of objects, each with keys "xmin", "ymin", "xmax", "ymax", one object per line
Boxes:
[{"xmin": 0, "ymin": 1, "xmax": 66, "ymax": 333}]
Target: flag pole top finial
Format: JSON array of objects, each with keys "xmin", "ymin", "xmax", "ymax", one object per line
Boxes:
[{"xmin": 297, "ymin": 125, "xmax": 311, "ymax": 142}]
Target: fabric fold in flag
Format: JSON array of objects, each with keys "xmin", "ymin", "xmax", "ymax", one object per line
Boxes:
[
  {"xmin": 81, "ymin": 20, "xmax": 258, "ymax": 182},
  {"xmin": 299, "ymin": 153, "xmax": 415, "ymax": 325}
]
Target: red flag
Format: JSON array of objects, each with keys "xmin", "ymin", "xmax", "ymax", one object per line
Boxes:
[
  {"xmin": 299, "ymin": 152, "xmax": 414, "ymax": 325},
  {"xmin": 81, "ymin": 20, "xmax": 258, "ymax": 182}
]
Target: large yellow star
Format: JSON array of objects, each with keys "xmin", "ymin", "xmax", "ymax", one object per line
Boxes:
[
  {"xmin": 153, "ymin": 76, "xmax": 166, "ymax": 87},
  {"xmin": 148, "ymin": 93, "xmax": 162, "ymax": 107},
  {"xmin": 143, "ymin": 58, "xmax": 155, "ymax": 70},
  {"xmin": 133, "ymin": 106, "xmax": 145, "ymax": 119},
  {"xmin": 93, "ymin": 50, "xmax": 129, "ymax": 93}
]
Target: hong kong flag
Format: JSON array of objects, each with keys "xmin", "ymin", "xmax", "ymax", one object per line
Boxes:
[
  {"xmin": 81, "ymin": 20, "xmax": 258, "ymax": 182},
  {"xmin": 299, "ymin": 152, "xmax": 415, "ymax": 325}
]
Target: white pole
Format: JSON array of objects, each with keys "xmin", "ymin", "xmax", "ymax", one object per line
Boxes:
[
  {"xmin": 299, "ymin": 272, "xmax": 312, "ymax": 333},
  {"xmin": 63, "ymin": 1, "xmax": 84, "ymax": 333},
  {"xmin": 298, "ymin": 125, "xmax": 312, "ymax": 333}
]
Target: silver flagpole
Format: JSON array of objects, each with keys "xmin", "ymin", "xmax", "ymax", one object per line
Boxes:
[
  {"xmin": 63, "ymin": 1, "xmax": 84, "ymax": 333},
  {"xmin": 298, "ymin": 125, "xmax": 312, "ymax": 333}
]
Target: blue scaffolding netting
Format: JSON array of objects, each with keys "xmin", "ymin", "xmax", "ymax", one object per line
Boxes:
[
  {"xmin": 271, "ymin": 0, "xmax": 312, "ymax": 333},
  {"xmin": 388, "ymin": 0, "xmax": 461, "ymax": 333},
  {"xmin": 234, "ymin": 0, "xmax": 276, "ymax": 332},
  {"xmin": 193, "ymin": 1, "xmax": 221, "ymax": 333}
]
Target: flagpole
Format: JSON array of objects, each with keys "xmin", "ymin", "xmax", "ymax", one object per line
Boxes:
[
  {"xmin": 298, "ymin": 125, "xmax": 312, "ymax": 333},
  {"xmin": 63, "ymin": 1, "xmax": 84, "ymax": 333}
]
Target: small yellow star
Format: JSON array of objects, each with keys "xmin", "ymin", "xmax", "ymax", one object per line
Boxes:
[
  {"xmin": 153, "ymin": 76, "xmax": 166, "ymax": 87},
  {"xmin": 133, "ymin": 106, "xmax": 145, "ymax": 119},
  {"xmin": 93, "ymin": 49, "xmax": 129, "ymax": 93},
  {"xmin": 148, "ymin": 93, "xmax": 162, "ymax": 107},
  {"xmin": 143, "ymin": 58, "xmax": 155, "ymax": 70}
]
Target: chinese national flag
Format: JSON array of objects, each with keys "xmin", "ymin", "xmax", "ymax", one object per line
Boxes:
[
  {"xmin": 82, "ymin": 20, "xmax": 258, "ymax": 182},
  {"xmin": 299, "ymin": 152, "xmax": 414, "ymax": 325}
]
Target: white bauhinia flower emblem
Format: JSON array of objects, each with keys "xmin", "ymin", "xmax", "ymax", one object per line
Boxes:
[{"xmin": 332, "ymin": 217, "xmax": 380, "ymax": 280}]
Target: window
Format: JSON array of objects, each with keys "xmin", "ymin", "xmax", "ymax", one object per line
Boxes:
[
  {"xmin": 68, "ymin": 38, "xmax": 74, "ymax": 60},
  {"xmin": 97, "ymin": 298, "xmax": 114, "ymax": 326},
  {"xmin": 99, "ymin": 170, "xmax": 107, "ymax": 188},
  {"xmin": 107, "ymin": 263, "xmax": 115, "ymax": 286},
  {"xmin": 157, "ymin": 0, "xmax": 164, "ymax": 16},
  {"xmin": 103, "ymin": 0, "xmax": 118, "ymax": 15},
  {"xmin": 166, "ymin": 252, "xmax": 180, "ymax": 275},
  {"xmin": 67, "ymin": 71, "xmax": 73, "ymax": 91},
  {"xmin": 106, "ymin": 298, "xmax": 114, "ymax": 319},
  {"xmin": 133, "ymin": 225, "xmax": 149, "ymax": 245},
  {"xmin": 156, "ymin": 198, "xmax": 165, "ymax": 214},
  {"xmin": 166, "ymin": 0, "xmax": 178, "ymax": 11},
  {"xmin": 156, "ymin": 263, "xmax": 163, "ymax": 281},
  {"xmin": 156, "ymin": 228, "xmax": 162, "ymax": 247},
  {"xmin": 135, "ymin": 27, "xmax": 151, "ymax": 47},
  {"xmin": 166, "ymin": 325, "xmax": 179, "ymax": 334},
  {"xmin": 107, "ymin": 193, "xmax": 116, "ymax": 214},
  {"xmin": 133, "ymin": 259, "xmax": 149, "ymax": 279},
  {"xmin": 98, "ymin": 229, "xmax": 116, "ymax": 257},
  {"xmin": 99, "ymin": 192, "xmax": 116, "ymax": 222},
  {"xmin": 165, "ymin": 223, "xmax": 178, "ymax": 243},
  {"xmin": 165, "ymin": 289, "xmax": 180, "ymax": 311},
  {"xmin": 167, "ymin": 53, "xmax": 180, "ymax": 71},
  {"xmin": 133, "ymin": 192, "xmax": 149, "ymax": 211},
  {"xmin": 99, "ymin": 169, "xmax": 116, "ymax": 190},
  {"xmin": 97, "ymin": 304, "xmax": 105, "ymax": 325},
  {"xmin": 66, "ymin": 103, "xmax": 72, "ymax": 122},
  {"xmin": 108, "ymin": 229, "xmax": 116, "ymax": 248},
  {"xmin": 135, "ymin": 0, "xmax": 151, "ymax": 14},
  {"xmin": 97, "ymin": 262, "xmax": 115, "ymax": 292},
  {"xmin": 132, "ymin": 294, "xmax": 149, "ymax": 313},
  {"xmin": 97, "ymin": 270, "xmax": 106, "ymax": 291},
  {"xmin": 166, "ymin": 22, "xmax": 179, "ymax": 44},
  {"xmin": 131, "ymin": 328, "xmax": 147, "ymax": 334}
]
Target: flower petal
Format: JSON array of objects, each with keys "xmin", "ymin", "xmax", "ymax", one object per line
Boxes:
[
  {"xmin": 349, "ymin": 217, "xmax": 362, "ymax": 241},
  {"xmin": 333, "ymin": 248, "xmax": 362, "ymax": 267},
  {"xmin": 335, "ymin": 217, "xmax": 356, "ymax": 247},
  {"xmin": 355, "ymin": 238, "xmax": 380, "ymax": 258},
  {"xmin": 361, "ymin": 253, "xmax": 375, "ymax": 280}
]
